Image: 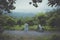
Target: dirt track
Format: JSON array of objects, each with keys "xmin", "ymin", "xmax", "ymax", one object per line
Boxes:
[{"xmin": 3, "ymin": 30, "xmax": 60, "ymax": 37}]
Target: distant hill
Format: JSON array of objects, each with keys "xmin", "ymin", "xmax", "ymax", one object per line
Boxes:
[{"xmin": 7, "ymin": 12, "xmax": 36, "ymax": 18}]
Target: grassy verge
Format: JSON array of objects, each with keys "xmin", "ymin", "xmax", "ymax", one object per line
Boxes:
[
  {"xmin": 4, "ymin": 25, "xmax": 60, "ymax": 31},
  {"xmin": 4, "ymin": 25, "xmax": 38, "ymax": 31}
]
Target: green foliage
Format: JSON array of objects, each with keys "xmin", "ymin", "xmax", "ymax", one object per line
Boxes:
[
  {"xmin": 30, "ymin": 0, "xmax": 60, "ymax": 7},
  {"xmin": 48, "ymin": 0, "xmax": 60, "ymax": 7},
  {"xmin": 17, "ymin": 20, "xmax": 22, "ymax": 26},
  {"xmin": 0, "ymin": 15, "xmax": 16, "ymax": 32},
  {"xmin": 1, "ymin": 9, "xmax": 60, "ymax": 31},
  {"xmin": 33, "ymin": 9, "xmax": 60, "ymax": 31},
  {"xmin": 35, "ymin": 13, "xmax": 47, "ymax": 26},
  {"xmin": 47, "ymin": 9, "xmax": 60, "ymax": 28},
  {"xmin": 29, "ymin": 25, "xmax": 37, "ymax": 30},
  {"xmin": 0, "ymin": 0, "xmax": 16, "ymax": 33},
  {"xmin": 24, "ymin": 17, "xmax": 34, "ymax": 26},
  {"xmin": 0, "ymin": 0, "xmax": 16, "ymax": 14}
]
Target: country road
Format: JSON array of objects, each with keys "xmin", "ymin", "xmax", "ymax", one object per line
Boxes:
[{"xmin": 3, "ymin": 30, "xmax": 60, "ymax": 37}]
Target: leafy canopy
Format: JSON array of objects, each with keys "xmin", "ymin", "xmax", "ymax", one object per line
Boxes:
[
  {"xmin": 0, "ymin": 0, "xmax": 16, "ymax": 13},
  {"xmin": 29, "ymin": 0, "xmax": 60, "ymax": 7}
]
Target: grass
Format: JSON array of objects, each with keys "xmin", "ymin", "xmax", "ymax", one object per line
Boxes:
[
  {"xmin": 4, "ymin": 25, "xmax": 38, "ymax": 31},
  {"xmin": 4, "ymin": 25, "xmax": 60, "ymax": 31},
  {"xmin": 29, "ymin": 25, "xmax": 37, "ymax": 31},
  {"xmin": 11, "ymin": 25, "xmax": 24, "ymax": 30}
]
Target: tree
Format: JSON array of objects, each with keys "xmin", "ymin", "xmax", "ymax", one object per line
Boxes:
[
  {"xmin": 0, "ymin": 0, "xmax": 16, "ymax": 33},
  {"xmin": 36, "ymin": 13, "xmax": 47, "ymax": 26},
  {"xmin": 29, "ymin": 0, "xmax": 60, "ymax": 7},
  {"xmin": 24, "ymin": 17, "xmax": 34, "ymax": 26},
  {"xmin": 48, "ymin": 0, "xmax": 60, "ymax": 7},
  {"xmin": 17, "ymin": 20, "xmax": 22, "ymax": 26},
  {"xmin": 6, "ymin": 18, "xmax": 16, "ymax": 27},
  {"xmin": 0, "ymin": 0, "xmax": 16, "ymax": 14},
  {"xmin": 47, "ymin": 9, "xmax": 60, "ymax": 28},
  {"xmin": 0, "ymin": 15, "xmax": 16, "ymax": 32},
  {"xmin": 27, "ymin": 20, "xmax": 34, "ymax": 26}
]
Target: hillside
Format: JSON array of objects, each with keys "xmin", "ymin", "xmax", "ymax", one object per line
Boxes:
[{"xmin": 8, "ymin": 12, "xmax": 36, "ymax": 18}]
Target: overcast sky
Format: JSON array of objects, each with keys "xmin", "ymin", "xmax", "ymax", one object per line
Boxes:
[{"xmin": 12, "ymin": 0, "xmax": 56, "ymax": 13}]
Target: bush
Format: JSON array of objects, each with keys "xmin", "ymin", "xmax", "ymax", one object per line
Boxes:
[{"xmin": 50, "ymin": 34, "xmax": 60, "ymax": 40}]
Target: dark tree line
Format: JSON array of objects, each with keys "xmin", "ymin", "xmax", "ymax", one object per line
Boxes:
[{"xmin": 46, "ymin": 9, "xmax": 60, "ymax": 28}]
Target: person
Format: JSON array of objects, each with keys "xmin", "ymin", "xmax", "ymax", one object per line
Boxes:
[
  {"xmin": 37, "ymin": 24, "xmax": 44, "ymax": 32},
  {"xmin": 24, "ymin": 23, "xmax": 29, "ymax": 32},
  {"xmin": 39, "ymin": 24, "xmax": 42, "ymax": 31}
]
